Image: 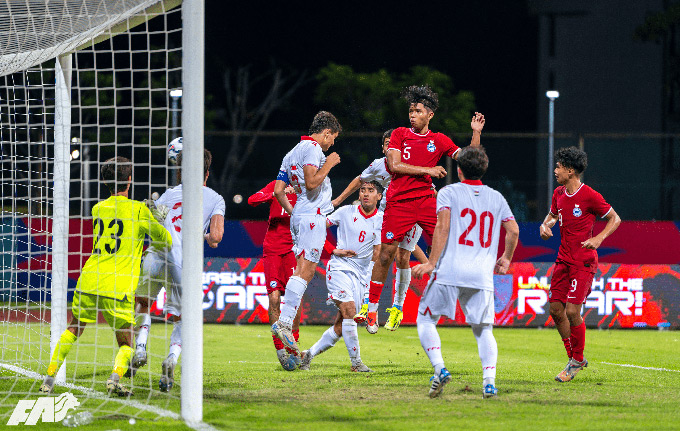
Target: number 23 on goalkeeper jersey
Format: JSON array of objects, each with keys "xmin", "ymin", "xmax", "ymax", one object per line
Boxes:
[{"xmin": 77, "ymin": 195, "xmax": 172, "ymax": 300}]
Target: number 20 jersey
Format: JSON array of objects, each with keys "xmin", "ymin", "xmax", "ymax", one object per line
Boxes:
[{"xmin": 433, "ymin": 181, "xmax": 515, "ymax": 291}]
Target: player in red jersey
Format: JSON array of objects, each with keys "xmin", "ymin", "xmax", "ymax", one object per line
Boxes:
[
  {"xmin": 248, "ymin": 181, "xmax": 301, "ymax": 370},
  {"xmin": 539, "ymin": 146, "xmax": 620, "ymax": 382},
  {"xmin": 365, "ymin": 85, "xmax": 486, "ymax": 333}
]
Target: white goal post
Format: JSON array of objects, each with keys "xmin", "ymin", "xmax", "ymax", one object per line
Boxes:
[{"xmin": 0, "ymin": 0, "xmax": 205, "ymax": 425}]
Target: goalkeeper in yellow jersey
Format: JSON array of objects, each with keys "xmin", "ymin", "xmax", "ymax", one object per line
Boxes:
[{"xmin": 40, "ymin": 156, "xmax": 172, "ymax": 396}]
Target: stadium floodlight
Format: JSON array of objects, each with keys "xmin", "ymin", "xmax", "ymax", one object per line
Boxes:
[
  {"xmin": 546, "ymin": 90, "xmax": 559, "ymax": 209},
  {"xmin": 0, "ymin": 0, "xmax": 205, "ymax": 427}
]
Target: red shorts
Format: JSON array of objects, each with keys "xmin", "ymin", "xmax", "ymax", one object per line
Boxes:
[
  {"xmin": 263, "ymin": 251, "xmax": 296, "ymax": 294},
  {"xmin": 549, "ymin": 261, "xmax": 594, "ymax": 304},
  {"xmin": 381, "ymin": 194, "xmax": 436, "ymax": 244}
]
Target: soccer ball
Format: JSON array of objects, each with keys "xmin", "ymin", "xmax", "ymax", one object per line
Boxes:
[{"xmin": 167, "ymin": 137, "xmax": 183, "ymax": 164}]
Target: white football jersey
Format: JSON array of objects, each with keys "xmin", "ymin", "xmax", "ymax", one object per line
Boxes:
[
  {"xmin": 153, "ymin": 184, "xmax": 226, "ymax": 268},
  {"xmin": 433, "ymin": 181, "xmax": 515, "ymax": 290},
  {"xmin": 279, "ymin": 137, "xmax": 333, "ymax": 216},
  {"xmin": 360, "ymin": 157, "xmax": 391, "ymax": 211},
  {"xmin": 326, "ymin": 205, "xmax": 381, "ymax": 275}
]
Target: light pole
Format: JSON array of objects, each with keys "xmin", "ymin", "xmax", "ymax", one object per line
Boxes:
[
  {"xmin": 169, "ymin": 89, "xmax": 182, "ymax": 186},
  {"xmin": 546, "ymin": 90, "xmax": 559, "ymax": 210}
]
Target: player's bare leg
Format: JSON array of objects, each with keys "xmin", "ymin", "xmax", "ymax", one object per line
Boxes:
[
  {"xmin": 385, "ymin": 248, "xmax": 411, "ymax": 331},
  {"xmin": 272, "ymin": 255, "xmax": 316, "ymax": 355},
  {"xmin": 551, "ymin": 302, "xmax": 588, "ymax": 382},
  {"xmin": 366, "ymin": 242, "xmax": 398, "ymax": 334}
]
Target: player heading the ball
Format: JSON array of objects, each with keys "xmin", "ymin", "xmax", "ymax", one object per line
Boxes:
[
  {"xmin": 366, "ymin": 85, "xmax": 485, "ymax": 333},
  {"xmin": 271, "ymin": 111, "xmax": 342, "ymax": 356},
  {"xmin": 40, "ymin": 157, "xmax": 172, "ymax": 396},
  {"xmin": 540, "ymin": 146, "xmax": 620, "ymax": 383}
]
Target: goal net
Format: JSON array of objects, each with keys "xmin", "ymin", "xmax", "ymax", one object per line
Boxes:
[{"xmin": 0, "ymin": 0, "xmax": 197, "ymax": 425}]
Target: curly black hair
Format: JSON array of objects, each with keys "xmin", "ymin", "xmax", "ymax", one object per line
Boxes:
[
  {"xmin": 457, "ymin": 146, "xmax": 489, "ymax": 180},
  {"xmin": 555, "ymin": 146, "xmax": 588, "ymax": 174},
  {"xmin": 362, "ymin": 180, "xmax": 384, "ymax": 196},
  {"xmin": 402, "ymin": 85, "xmax": 439, "ymax": 112},
  {"xmin": 309, "ymin": 111, "xmax": 342, "ymax": 135}
]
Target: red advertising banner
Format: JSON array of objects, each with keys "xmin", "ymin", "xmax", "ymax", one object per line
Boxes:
[{"xmin": 147, "ymin": 259, "xmax": 680, "ymax": 329}]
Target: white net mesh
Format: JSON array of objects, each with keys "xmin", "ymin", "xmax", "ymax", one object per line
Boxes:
[{"xmin": 1, "ymin": 0, "xmax": 184, "ymax": 423}]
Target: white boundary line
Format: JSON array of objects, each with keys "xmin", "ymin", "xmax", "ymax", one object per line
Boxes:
[
  {"xmin": 0, "ymin": 362, "xmax": 220, "ymax": 431},
  {"xmin": 600, "ymin": 361, "xmax": 680, "ymax": 373}
]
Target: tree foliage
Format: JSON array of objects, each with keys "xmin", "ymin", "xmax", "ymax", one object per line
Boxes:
[{"xmin": 315, "ymin": 63, "xmax": 475, "ymax": 133}]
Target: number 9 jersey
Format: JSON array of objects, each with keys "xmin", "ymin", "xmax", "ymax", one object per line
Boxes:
[
  {"xmin": 433, "ymin": 180, "xmax": 515, "ymax": 290},
  {"xmin": 77, "ymin": 195, "xmax": 172, "ymax": 300}
]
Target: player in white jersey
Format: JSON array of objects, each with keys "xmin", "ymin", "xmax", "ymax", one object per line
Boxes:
[
  {"xmin": 412, "ymin": 146, "xmax": 519, "ymax": 399},
  {"xmin": 271, "ymin": 111, "xmax": 342, "ymax": 355},
  {"xmin": 133, "ymin": 148, "xmax": 225, "ymax": 391},
  {"xmin": 332, "ymin": 129, "xmax": 427, "ymax": 332},
  {"xmin": 300, "ymin": 181, "xmax": 382, "ymax": 372}
]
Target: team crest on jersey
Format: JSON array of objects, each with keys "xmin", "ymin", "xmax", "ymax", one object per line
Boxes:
[
  {"xmin": 270, "ymin": 281, "xmax": 277, "ymax": 288},
  {"xmin": 427, "ymin": 141, "xmax": 436, "ymax": 152},
  {"xmin": 386, "ymin": 231, "xmax": 394, "ymax": 240},
  {"xmin": 573, "ymin": 205, "xmax": 582, "ymax": 217}
]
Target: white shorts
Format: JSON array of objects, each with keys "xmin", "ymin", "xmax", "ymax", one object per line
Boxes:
[
  {"xmin": 325, "ymin": 269, "xmax": 366, "ymax": 314},
  {"xmin": 418, "ymin": 281, "xmax": 494, "ymax": 325},
  {"xmin": 137, "ymin": 251, "xmax": 182, "ymax": 316},
  {"xmin": 398, "ymin": 224, "xmax": 423, "ymax": 252},
  {"xmin": 290, "ymin": 213, "xmax": 327, "ymax": 263}
]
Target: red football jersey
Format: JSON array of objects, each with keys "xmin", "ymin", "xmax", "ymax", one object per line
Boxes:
[
  {"xmin": 248, "ymin": 181, "xmax": 297, "ymax": 257},
  {"xmin": 386, "ymin": 127, "xmax": 459, "ymax": 201},
  {"xmin": 550, "ymin": 184, "xmax": 612, "ymax": 272}
]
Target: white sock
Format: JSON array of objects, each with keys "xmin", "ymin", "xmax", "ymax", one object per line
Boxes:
[
  {"xmin": 367, "ymin": 302, "xmax": 378, "ymax": 313},
  {"xmin": 472, "ymin": 324, "xmax": 497, "ymax": 382},
  {"xmin": 417, "ymin": 312, "xmax": 444, "ymax": 375},
  {"xmin": 136, "ymin": 313, "xmax": 151, "ymax": 351},
  {"xmin": 279, "ymin": 276, "xmax": 307, "ymax": 327},
  {"xmin": 394, "ymin": 268, "xmax": 411, "ymax": 308},
  {"xmin": 168, "ymin": 320, "xmax": 182, "ymax": 363},
  {"xmin": 309, "ymin": 326, "xmax": 340, "ymax": 357},
  {"xmin": 341, "ymin": 319, "xmax": 360, "ymax": 364}
]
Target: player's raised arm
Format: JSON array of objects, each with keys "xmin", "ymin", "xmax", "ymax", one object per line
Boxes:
[
  {"xmin": 470, "ymin": 112, "xmax": 485, "ymax": 148},
  {"xmin": 496, "ymin": 219, "xmax": 519, "ymax": 275},
  {"xmin": 304, "ymin": 151, "xmax": 340, "ymax": 190},
  {"xmin": 387, "ymin": 149, "xmax": 446, "ymax": 178},
  {"xmin": 332, "ymin": 175, "xmax": 362, "ymax": 208},
  {"xmin": 581, "ymin": 208, "xmax": 621, "ymax": 250},
  {"xmin": 248, "ymin": 181, "xmax": 275, "ymax": 207},
  {"xmin": 140, "ymin": 204, "xmax": 172, "ymax": 250},
  {"xmin": 412, "ymin": 207, "xmax": 451, "ymax": 279}
]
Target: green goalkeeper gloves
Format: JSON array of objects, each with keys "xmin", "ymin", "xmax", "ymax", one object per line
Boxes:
[{"xmin": 144, "ymin": 199, "xmax": 169, "ymax": 224}]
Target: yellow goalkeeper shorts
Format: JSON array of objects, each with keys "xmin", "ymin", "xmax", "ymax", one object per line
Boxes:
[{"xmin": 71, "ymin": 291, "xmax": 135, "ymax": 330}]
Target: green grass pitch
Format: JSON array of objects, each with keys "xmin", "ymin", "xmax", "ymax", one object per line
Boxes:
[{"xmin": 2, "ymin": 325, "xmax": 679, "ymax": 430}]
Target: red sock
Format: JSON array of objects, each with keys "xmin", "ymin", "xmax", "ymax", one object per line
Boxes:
[
  {"xmin": 272, "ymin": 333, "xmax": 284, "ymax": 350},
  {"xmin": 570, "ymin": 322, "xmax": 586, "ymax": 362},
  {"xmin": 293, "ymin": 329, "xmax": 299, "ymax": 342},
  {"xmin": 562, "ymin": 337, "xmax": 573, "ymax": 359},
  {"xmin": 368, "ymin": 281, "xmax": 384, "ymax": 304}
]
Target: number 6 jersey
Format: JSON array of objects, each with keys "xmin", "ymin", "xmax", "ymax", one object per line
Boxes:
[
  {"xmin": 326, "ymin": 205, "xmax": 382, "ymax": 275},
  {"xmin": 78, "ymin": 195, "xmax": 172, "ymax": 300},
  {"xmin": 433, "ymin": 180, "xmax": 515, "ymax": 291}
]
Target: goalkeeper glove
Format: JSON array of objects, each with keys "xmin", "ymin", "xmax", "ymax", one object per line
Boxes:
[{"xmin": 144, "ymin": 199, "xmax": 169, "ymax": 224}]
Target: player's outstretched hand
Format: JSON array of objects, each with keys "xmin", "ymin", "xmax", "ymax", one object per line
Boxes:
[
  {"xmin": 471, "ymin": 112, "xmax": 485, "ymax": 133},
  {"xmin": 412, "ymin": 262, "xmax": 434, "ymax": 279},
  {"xmin": 427, "ymin": 166, "xmax": 447, "ymax": 179},
  {"xmin": 495, "ymin": 256, "xmax": 511, "ymax": 275},
  {"xmin": 333, "ymin": 249, "xmax": 357, "ymax": 257},
  {"xmin": 581, "ymin": 237, "xmax": 602, "ymax": 250},
  {"xmin": 326, "ymin": 152, "xmax": 341, "ymax": 168},
  {"xmin": 539, "ymin": 223, "xmax": 553, "ymax": 240},
  {"xmin": 144, "ymin": 199, "xmax": 169, "ymax": 224}
]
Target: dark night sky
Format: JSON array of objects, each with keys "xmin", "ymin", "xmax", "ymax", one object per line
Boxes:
[{"xmin": 205, "ymin": 1, "xmax": 538, "ymax": 132}]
